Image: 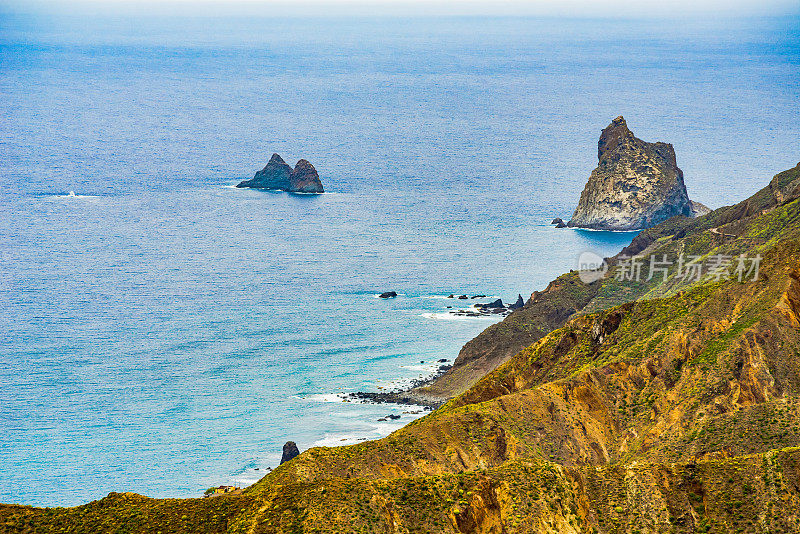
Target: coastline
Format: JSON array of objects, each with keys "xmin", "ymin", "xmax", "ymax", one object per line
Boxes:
[{"xmin": 348, "ymin": 363, "xmax": 452, "ymax": 409}]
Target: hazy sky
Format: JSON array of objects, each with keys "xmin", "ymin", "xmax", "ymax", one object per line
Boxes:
[{"xmin": 3, "ymin": 0, "xmax": 799, "ymax": 17}]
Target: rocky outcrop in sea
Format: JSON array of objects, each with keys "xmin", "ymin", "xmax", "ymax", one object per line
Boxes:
[
  {"xmin": 567, "ymin": 117, "xmax": 708, "ymax": 231},
  {"xmin": 236, "ymin": 154, "xmax": 324, "ymax": 193},
  {"xmin": 280, "ymin": 441, "xmax": 300, "ymax": 464},
  {"xmin": 288, "ymin": 159, "xmax": 325, "ymax": 193},
  {"xmin": 442, "ymin": 294, "xmax": 527, "ymax": 318}
]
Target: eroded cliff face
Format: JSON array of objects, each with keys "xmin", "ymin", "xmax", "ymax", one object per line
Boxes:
[
  {"xmin": 568, "ymin": 117, "xmax": 707, "ymax": 231},
  {"xmin": 6, "ymin": 164, "xmax": 800, "ymax": 534},
  {"xmin": 229, "ymin": 163, "xmax": 800, "ymax": 532},
  {"xmin": 413, "ymin": 272, "xmax": 598, "ymax": 402},
  {"xmin": 416, "ymin": 163, "xmax": 800, "ymax": 405}
]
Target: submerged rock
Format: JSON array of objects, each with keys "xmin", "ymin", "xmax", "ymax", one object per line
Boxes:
[
  {"xmin": 280, "ymin": 441, "xmax": 300, "ymax": 464},
  {"xmin": 378, "ymin": 291, "xmax": 398, "ymax": 299},
  {"xmin": 237, "ymin": 154, "xmax": 324, "ymax": 193},
  {"xmin": 568, "ymin": 116, "xmax": 705, "ymax": 231}
]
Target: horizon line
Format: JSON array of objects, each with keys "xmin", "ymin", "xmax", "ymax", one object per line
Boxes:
[{"xmin": 3, "ymin": 0, "xmax": 800, "ymax": 19}]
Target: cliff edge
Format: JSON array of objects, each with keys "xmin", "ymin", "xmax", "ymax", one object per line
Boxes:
[{"xmin": 8, "ymin": 162, "xmax": 800, "ymax": 533}]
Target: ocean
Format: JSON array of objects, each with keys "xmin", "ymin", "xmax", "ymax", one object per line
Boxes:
[{"xmin": 1, "ymin": 11, "xmax": 798, "ymax": 506}]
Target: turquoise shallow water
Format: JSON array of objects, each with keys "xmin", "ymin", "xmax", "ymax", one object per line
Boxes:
[{"xmin": 0, "ymin": 12, "xmax": 798, "ymax": 506}]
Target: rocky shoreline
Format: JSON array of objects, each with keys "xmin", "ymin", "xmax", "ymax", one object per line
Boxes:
[
  {"xmin": 347, "ymin": 359, "xmax": 452, "ymax": 409},
  {"xmin": 445, "ymin": 294, "xmax": 524, "ymax": 317},
  {"xmin": 355, "ymin": 291, "xmax": 527, "ymax": 407}
]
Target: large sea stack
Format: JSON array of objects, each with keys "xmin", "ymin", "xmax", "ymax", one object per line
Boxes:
[
  {"xmin": 568, "ymin": 116, "xmax": 708, "ymax": 231},
  {"xmin": 236, "ymin": 154, "xmax": 324, "ymax": 193}
]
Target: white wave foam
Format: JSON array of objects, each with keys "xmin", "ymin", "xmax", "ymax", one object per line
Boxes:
[
  {"xmin": 313, "ymin": 418, "xmax": 413, "ymax": 447},
  {"xmin": 55, "ymin": 191, "xmax": 97, "ymax": 199},
  {"xmin": 295, "ymin": 393, "xmax": 347, "ymax": 403},
  {"xmin": 224, "ymin": 185, "xmax": 336, "ymax": 195},
  {"xmin": 418, "ymin": 295, "xmax": 500, "ymax": 301},
  {"xmin": 421, "ymin": 312, "xmax": 499, "ymax": 321},
  {"xmin": 231, "ymin": 474, "xmax": 263, "ymax": 487},
  {"xmin": 369, "ymin": 420, "xmax": 406, "ymax": 435},
  {"xmin": 571, "ymin": 226, "xmax": 642, "ymax": 233},
  {"xmin": 314, "ymin": 433, "xmax": 367, "ymax": 447},
  {"xmin": 399, "ymin": 363, "xmax": 439, "ymax": 373},
  {"xmin": 296, "ymin": 392, "xmax": 381, "ymax": 405}
]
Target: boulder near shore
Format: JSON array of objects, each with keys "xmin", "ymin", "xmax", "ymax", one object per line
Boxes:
[
  {"xmin": 567, "ymin": 116, "xmax": 708, "ymax": 231},
  {"xmin": 236, "ymin": 153, "xmax": 324, "ymax": 193},
  {"xmin": 280, "ymin": 441, "xmax": 300, "ymax": 464}
]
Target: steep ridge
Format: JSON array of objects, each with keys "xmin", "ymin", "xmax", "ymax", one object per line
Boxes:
[
  {"xmin": 4, "ymin": 162, "xmax": 800, "ymax": 533},
  {"xmin": 414, "ymin": 272, "xmax": 600, "ymax": 401},
  {"xmin": 420, "ymin": 162, "xmax": 800, "ymax": 402}
]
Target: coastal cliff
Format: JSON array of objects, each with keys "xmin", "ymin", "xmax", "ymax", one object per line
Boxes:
[
  {"xmin": 5, "ymin": 162, "xmax": 800, "ymax": 533},
  {"xmin": 417, "ymin": 161, "xmax": 799, "ymax": 403},
  {"xmin": 237, "ymin": 154, "xmax": 324, "ymax": 193},
  {"xmin": 568, "ymin": 116, "xmax": 708, "ymax": 231}
]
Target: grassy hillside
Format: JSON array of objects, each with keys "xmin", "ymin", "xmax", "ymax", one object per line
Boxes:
[
  {"xmin": 4, "ymin": 163, "xmax": 800, "ymax": 533},
  {"xmin": 418, "ymin": 162, "xmax": 800, "ymax": 401}
]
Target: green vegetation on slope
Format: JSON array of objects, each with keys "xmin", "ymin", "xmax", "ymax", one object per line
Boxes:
[{"xmin": 4, "ymin": 162, "xmax": 800, "ymax": 533}]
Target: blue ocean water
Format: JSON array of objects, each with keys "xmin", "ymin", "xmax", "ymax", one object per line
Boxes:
[{"xmin": 1, "ymin": 12, "xmax": 798, "ymax": 506}]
